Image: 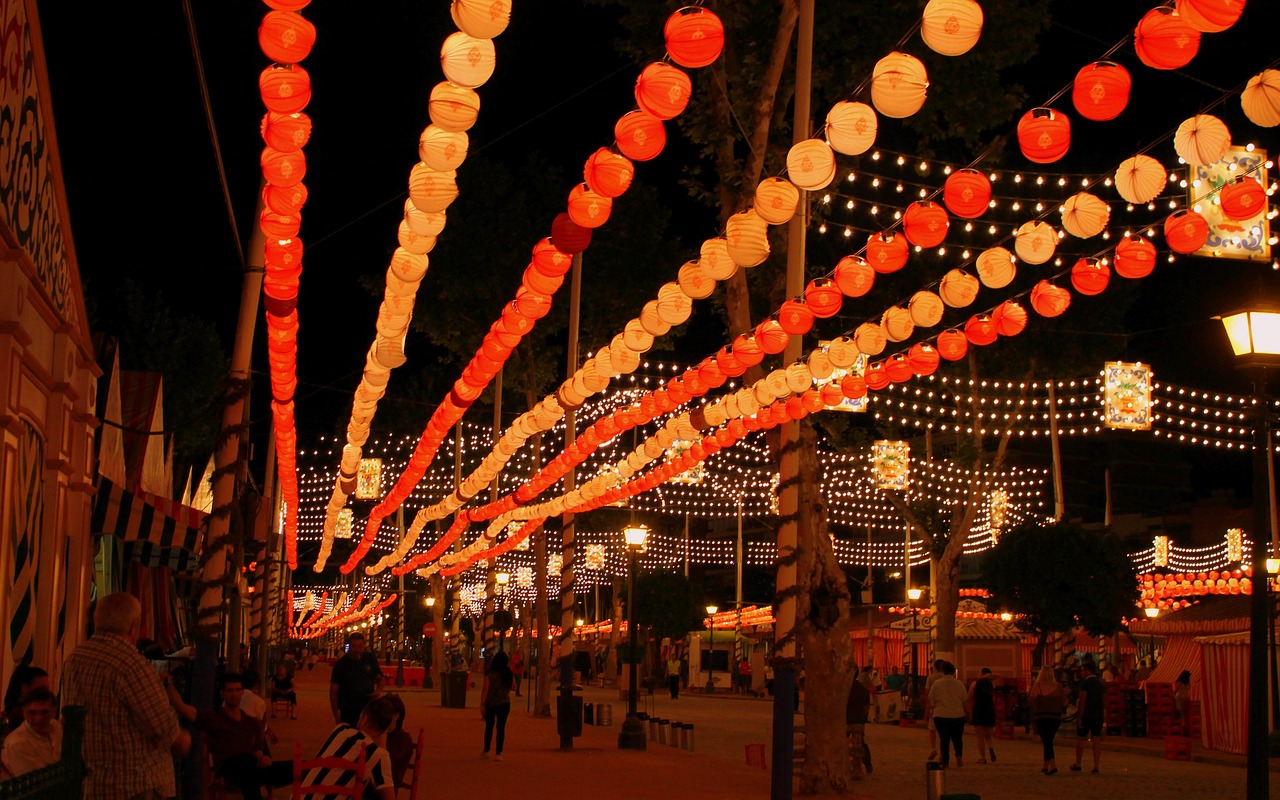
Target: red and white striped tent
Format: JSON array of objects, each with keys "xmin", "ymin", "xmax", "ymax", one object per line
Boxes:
[{"xmin": 1195, "ymin": 627, "xmax": 1279, "ymax": 755}]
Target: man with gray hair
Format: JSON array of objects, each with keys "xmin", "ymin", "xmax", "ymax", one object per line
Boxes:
[{"xmin": 61, "ymin": 592, "xmax": 190, "ymax": 800}]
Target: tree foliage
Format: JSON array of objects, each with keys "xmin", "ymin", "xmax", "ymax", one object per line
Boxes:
[
  {"xmin": 632, "ymin": 570, "xmax": 703, "ymax": 643},
  {"xmin": 982, "ymin": 520, "xmax": 1139, "ymax": 662}
]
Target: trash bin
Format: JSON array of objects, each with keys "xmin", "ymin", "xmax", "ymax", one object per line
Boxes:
[
  {"xmin": 875, "ymin": 691, "xmax": 900, "ymax": 723},
  {"xmin": 556, "ymin": 693, "xmax": 584, "ymax": 738},
  {"xmin": 441, "ymin": 671, "xmax": 468, "ymax": 708},
  {"xmin": 925, "ymin": 761, "xmax": 946, "ymax": 800}
]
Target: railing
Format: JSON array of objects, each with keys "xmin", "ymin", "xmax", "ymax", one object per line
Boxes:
[{"xmin": 0, "ymin": 706, "xmax": 85, "ymax": 800}]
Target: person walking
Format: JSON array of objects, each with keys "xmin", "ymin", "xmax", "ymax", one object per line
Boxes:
[
  {"xmin": 1070, "ymin": 660, "xmax": 1106, "ymax": 773},
  {"xmin": 510, "ymin": 651, "xmax": 525, "ymax": 697},
  {"xmin": 927, "ymin": 661, "xmax": 967, "ymax": 768},
  {"xmin": 845, "ymin": 666, "xmax": 873, "ymax": 775},
  {"xmin": 330, "ymin": 632, "xmax": 384, "ymax": 726},
  {"xmin": 481, "ymin": 652, "xmax": 514, "ymax": 760},
  {"xmin": 60, "ymin": 592, "xmax": 191, "ymax": 800},
  {"xmin": 667, "ymin": 654, "xmax": 681, "ymax": 699},
  {"xmin": 1030, "ymin": 665, "xmax": 1066, "ymax": 774},
  {"xmin": 967, "ymin": 667, "xmax": 997, "ymax": 764},
  {"xmin": 923, "ymin": 659, "xmax": 946, "ymax": 760}
]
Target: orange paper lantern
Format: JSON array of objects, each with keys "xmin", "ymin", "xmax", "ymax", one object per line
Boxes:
[
  {"xmin": 920, "ymin": 0, "xmax": 984, "ymax": 57},
  {"xmin": 907, "ymin": 343, "xmax": 941, "ymax": 376},
  {"xmin": 786, "ymin": 139, "xmax": 837, "ymax": 191},
  {"xmin": 531, "ymin": 238, "xmax": 572, "ymax": 277},
  {"xmin": 440, "ymin": 32, "xmax": 496, "ymax": 89},
  {"xmin": 1072, "ymin": 62, "xmax": 1130, "ymax": 122},
  {"xmin": 1134, "ymin": 8, "xmax": 1201, "ymax": 70},
  {"xmin": 885, "ymin": 355, "xmax": 914, "ymax": 384},
  {"xmin": 259, "ymin": 64, "xmax": 312, "ymax": 114},
  {"xmin": 804, "ymin": 279, "xmax": 843, "ymax": 318},
  {"xmin": 428, "ymin": 82, "xmax": 481, "ymax": 133},
  {"xmin": 841, "ymin": 374, "xmax": 868, "ymax": 400},
  {"xmin": 1219, "ymin": 178, "xmax": 1266, "ymax": 221},
  {"xmin": 755, "ymin": 318, "xmax": 789, "ymax": 354},
  {"xmin": 260, "ymin": 209, "xmax": 300, "ymax": 240},
  {"xmin": 1241, "ymin": 69, "xmax": 1280, "ymax": 128},
  {"xmin": 1018, "ymin": 108, "xmax": 1070, "ymax": 164},
  {"xmin": 259, "ymin": 10, "xmax": 316, "ymax": 64},
  {"xmin": 664, "ymin": 7, "xmax": 725, "ymax": 68},
  {"xmin": 825, "ymin": 101, "xmax": 877, "ymax": 156},
  {"xmin": 1030, "ymin": 281, "xmax": 1071, "ymax": 318},
  {"xmin": 567, "ymin": 183, "xmax": 613, "ymax": 229},
  {"xmin": 551, "ymin": 212, "xmax": 592, "ymax": 254},
  {"xmin": 451, "ymin": 0, "xmax": 511, "ymax": 39},
  {"xmin": 754, "ymin": 178, "xmax": 800, "ymax": 225},
  {"xmin": 866, "ymin": 232, "xmax": 909, "ymax": 273},
  {"xmin": 1060, "ymin": 192, "xmax": 1111, "ymax": 239},
  {"xmin": 964, "ymin": 314, "xmax": 998, "ymax": 346},
  {"xmin": 943, "ymin": 169, "xmax": 991, "ymax": 219},
  {"xmin": 871, "ymin": 52, "xmax": 929, "ymax": 119},
  {"xmin": 263, "ymin": 182, "xmax": 308, "ymax": 217},
  {"xmin": 733, "ymin": 334, "xmax": 764, "ymax": 368},
  {"xmin": 976, "ymin": 247, "xmax": 1016, "ymax": 289},
  {"xmin": 864, "ymin": 362, "xmax": 890, "ymax": 390},
  {"xmin": 1175, "ymin": 0, "xmax": 1244, "ymax": 33},
  {"xmin": 903, "ymin": 201, "xmax": 950, "ymax": 248},
  {"xmin": 635, "ymin": 63, "xmax": 692, "ymax": 121},
  {"xmin": 1114, "ymin": 237, "xmax": 1157, "ymax": 279},
  {"xmin": 614, "ymin": 111, "xmax": 666, "ymax": 162},
  {"xmin": 834, "ymin": 256, "xmax": 875, "ymax": 297},
  {"xmin": 1070, "ymin": 258, "xmax": 1110, "ymax": 296},
  {"xmin": 584, "ymin": 149, "xmax": 634, "ymax": 199},
  {"xmin": 261, "ymin": 147, "xmax": 306, "ymax": 187},
  {"xmin": 992, "ymin": 301, "xmax": 1028, "ymax": 336},
  {"xmin": 937, "ymin": 329, "xmax": 969, "ymax": 361},
  {"xmin": 260, "ymin": 111, "xmax": 312, "ymax": 152},
  {"xmin": 778, "ymin": 300, "xmax": 815, "ymax": 336},
  {"xmin": 1164, "ymin": 209, "xmax": 1209, "ymax": 253}
]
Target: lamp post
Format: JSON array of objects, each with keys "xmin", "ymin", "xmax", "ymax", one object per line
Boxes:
[
  {"xmin": 907, "ymin": 588, "xmax": 922, "ymax": 704},
  {"xmin": 1219, "ymin": 306, "xmax": 1280, "ymax": 800},
  {"xmin": 495, "ymin": 571, "xmax": 511, "ymax": 654},
  {"xmin": 424, "ymin": 596, "xmax": 436, "ymax": 689},
  {"xmin": 1267, "ymin": 557, "xmax": 1280, "ymax": 732},
  {"xmin": 704, "ymin": 605, "xmax": 719, "ymax": 694},
  {"xmin": 1144, "ymin": 607, "xmax": 1159, "ymax": 665},
  {"xmin": 619, "ymin": 525, "xmax": 649, "ymax": 750}
]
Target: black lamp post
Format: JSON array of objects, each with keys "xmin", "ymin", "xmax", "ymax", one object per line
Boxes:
[
  {"xmin": 1219, "ymin": 306, "xmax": 1280, "ymax": 800},
  {"xmin": 704, "ymin": 605, "xmax": 719, "ymax": 693},
  {"xmin": 495, "ymin": 572, "xmax": 511, "ymax": 653},
  {"xmin": 618, "ymin": 525, "xmax": 649, "ymax": 750},
  {"xmin": 907, "ymin": 587, "xmax": 922, "ymax": 703},
  {"xmin": 1143, "ymin": 607, "xmax": 1160, "ymax": 664}
]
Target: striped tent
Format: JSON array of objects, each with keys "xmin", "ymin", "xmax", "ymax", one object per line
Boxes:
[
  {"xmin": 1194, "ymin": 629, "xmax": 1260, "ymax": 755},
  {"xmin": 90, "ymin": 477, "xmax": 206, "ymax": 570}
]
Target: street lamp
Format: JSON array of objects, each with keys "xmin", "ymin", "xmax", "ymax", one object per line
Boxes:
[
  {"xmin": 1144, "ymin": 607, "xmax": 1160, "ymax": 664},
  {"xmin": 704, "ymin": 605, "xmax": 719, "ymax": 694},
  {"xmin": 907, "ymin": 588, "xmax": 923, "ymax": 702},
  {"xmin": 1268, "ymin": 557, "xmax": 1280, "ymax": 735},
  {"xmin": 619, "ymin": 525, "xmax": 649, "ymax": 750},
  {"xmin": 1219, "ymin": 306, "xmax": 1280, "ymax": 800},
  {"xmin": 495, "ymin": 571, "xmax": 511, "ymax": 653}
]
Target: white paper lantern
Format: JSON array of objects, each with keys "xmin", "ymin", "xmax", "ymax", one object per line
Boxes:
[
  {"xmin": 754, "ymin": 178, "xmax": 800, "ymax": 225},
  {"xmin": 825, "ymin": 101, "xmax": 877, "ymax": 156},
  {"xmin": 1173, "ymin": 114, "xmax": 1231, "ymax": 167},
  {"xmin": 920, "ymin": 0, "xmax": 984, "ymax": 57},
  {"xmin": 428, "ymin": 82, "xmax": 481, "ymax": 133},
  {"xmin": 440, "ymin": 32, "xmax": 496, "ymax": 89},
  {"xmin": 450, "ymin": 0, "xmax": 511, "ymax": 39},
  {"xmin": 871, "ymin": 52, "xmax": 929, "ymax": 119},
  {"xmin": 975, "ymin": 247, "xmax": 1016, "ymax": 288},
  {"xmin": 700, "ymin": 237, "xmax": 737, "ymax": 281},
  {"xmin": 725, "ymin": 210, "xmax": 771, "ymax": 267},
  {"xmin": 1060, "ymin": 193, "xmax": 1110, "ymax": 239},
  {"xmin": 1014, "ymin": 221, "xmax": 1057, "ymax": 265},
  {"xmin": 786, "ymin": 138, "xmax": 837, "ymax": 191},
  {"xmin": 419, "ymin": 125, "xmax": 469, "ymax": 172}
]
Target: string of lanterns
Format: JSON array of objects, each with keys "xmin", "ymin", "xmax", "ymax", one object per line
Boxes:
[
  {"xmin": 313, "ymin": 0, "xmax": 513, "ymax": 573},
  {"xmin": 341, "ymin": 5, "xmax": 726, "ymax": 575},
  {"xmin": 257, "ymin": 0, "xmax": 319, "ymax": 569}
]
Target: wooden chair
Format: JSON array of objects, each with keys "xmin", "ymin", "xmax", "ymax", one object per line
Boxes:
[
  {"xmin": 397, "ymin": 729, "xmax": 425, "ymax": 800},
  {"xmin": 272, "ymin": 696, "xmax": 295, "ymax": 718},
  {"xmin": 291, "ymin": 740, "xmax": 366, "ymax": 800}
]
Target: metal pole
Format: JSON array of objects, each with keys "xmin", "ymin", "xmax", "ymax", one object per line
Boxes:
[
  {"xmin": 1048, "ymin": 382, "xmax": 1065, "ymax": 521},
  {"xmin": 559, "ymin": 252, "xmax": 583, "ymax": 750},
  {"xmin": 705, "ymin": 615, "xmax": 715, "ymax": 694},
  {"xmin": 773, "ymin": 3, "xmax": 813, "ymax": 795},
  {"xmin": 683, "ymin": 513, "xmax": 690, "ymax": 579},
  {"xmin": 1246, "ymin": 371, "xmax": 1271, "ymax": 800},
  {"xmin": 1104, "ymin": 467, "xmax": 1113, "ymax": 527},
  {"xmin": 618, "ymin": 546, "xmax": 646, "ymax": 749},
  {"xmin": 396, "ymin": 505, "xmax": 406, "ymax": 687}
]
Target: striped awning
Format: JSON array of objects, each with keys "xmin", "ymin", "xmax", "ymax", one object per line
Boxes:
[{"xmin": 91, "ymin": 477, "xmax": 206, "ymax": 569}]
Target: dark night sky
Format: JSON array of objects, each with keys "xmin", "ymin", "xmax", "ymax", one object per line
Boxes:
[{"xmin": 32, "ymin": 0, "xmax": 1280, "ymax": 504}]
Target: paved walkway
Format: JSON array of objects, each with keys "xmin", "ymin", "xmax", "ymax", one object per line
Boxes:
[{"xmin": 264, "ymin": 663, "xmax": 1268, "ymax": 799}]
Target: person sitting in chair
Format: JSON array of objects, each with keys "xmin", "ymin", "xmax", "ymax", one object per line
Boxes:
[
  {"xmin": 1, "ymin": 687, "xmax": 62, "ymax": 777},
  {"xmin": 301, "ymin": 697, "xmax": 397, "ymax": 800},
  {"xmin": 271, "ymin": 663, "xmax": 297, "ymax": 719}
]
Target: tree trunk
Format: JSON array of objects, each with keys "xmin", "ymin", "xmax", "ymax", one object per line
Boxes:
[
  {"xmin": 794, "ymin": 420, "xmax": 856, "ymax": 792},
  {"xmin": 931, "ymin": 549, "xmax": 962, "ymax": 662},
  {"xmin": 533, "ymin": 524, "xmax": 552, "ymax": 717}
]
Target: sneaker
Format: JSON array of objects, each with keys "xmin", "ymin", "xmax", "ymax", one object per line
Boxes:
[
  {"xmin": 481, "ymin": 752, "xmax": 489, "ymax": 760},
  {"xmin": 495, "ymin": 754, "xmax": 504, "ymax": 762}
]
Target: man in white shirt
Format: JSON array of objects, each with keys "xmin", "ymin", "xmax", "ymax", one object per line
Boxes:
[{"xmin": 1, "ymin": 687, "xmax": 62, "ymax": 776}]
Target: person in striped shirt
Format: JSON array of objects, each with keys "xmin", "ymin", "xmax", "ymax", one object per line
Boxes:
[{"xmin": 301, "ymin": 697, "xmax": 397, "ymax": 800}]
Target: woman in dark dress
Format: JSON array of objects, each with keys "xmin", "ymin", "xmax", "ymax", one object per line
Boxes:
[{"xmin": 967, "ymin": 667, "xmax": 998, "ymax": 764}]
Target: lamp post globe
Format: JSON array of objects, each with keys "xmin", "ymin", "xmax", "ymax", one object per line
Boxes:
[
  {"xmin": 704, "ymin": 605, "xmax": 719, "ymax": 694},
  {"xmin": 619, "ymin": 526, "xmax": 649, "ymax": 750},
  {"xmin": 1219, "ymin": 306, "xmax": 1280, "ymax": 800}
]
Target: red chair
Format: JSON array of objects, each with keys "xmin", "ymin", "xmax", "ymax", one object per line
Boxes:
[
  {"xmin": 397, "ymin": 728, "xmax": 425, "ymax": 800},
  {"xmin": 291, "ymin": 740, "xmax": 366, "ymax": 800}
]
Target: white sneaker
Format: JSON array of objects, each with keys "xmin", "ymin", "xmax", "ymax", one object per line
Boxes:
[{"xmin": 495, "ymin": 754, "xmax": 504, "ymax": 762}]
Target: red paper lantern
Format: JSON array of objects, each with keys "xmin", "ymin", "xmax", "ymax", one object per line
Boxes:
[
  {"xmin": 259, "ymin": 65, "xmax": 312, "ymax": 114},
  {"xmin": 1070, "ymin": 257, "xmax": 1110, "ymax": 296},
  {"xmin": 886, "ymin": 355, "xmax": 914, "ymax": 383},
  {"xmin": 778, "ymin": 300, "xmax": 815, "ymax": 335},
  {"xmin": 699, "ymin": 359, "xmax": 727, "ymax": 389},
  {"xmin": 663, "ymin": 6, "xmax": 725, "ymax": 68},
  {"xmin": 260, "ymin": 111, "xmax": 312, "ymax": 152},
  {"xmin": 907, "ymin": 343, "xmax": 940, "ymax": 376},
  {"xmin": 834, "ymin": 256, "xmax": 875, "ymax": 297},
  {"xmin": 667, "ymin": 380, "xmax": 691, "ymax": 405},
  {"xmin": 614, "ymin": 111, "xmax": 666, "ymax": 162},
  {"xmin": 1164, "ymin": 209, "xmax": 1209, "ymax": 253},
  {"xmin": 684, "ymin": 371, "xmax": 707, "ymax": 397},
  {"xmin": 937, "ymin": 329, "xmax": 969, "ymax": 361},
  {"xmin": 261, "ymin": 150, "xmax": 306, "ymax": 194},
  {"xmin": 522, "ymin": 264, "xmax": 563, "ymax": 297},
  {"xmin": 804, "ymin": 279, "xmax": 843, "ymax": 318},
  {"xmin": 1134, "ymin": 8, "xmax": 1201, "ymax": 70},
  {"xmin": 903, "ymin": 201, "xmax": 950, "ymax": 248},
  {"xmin": 841, "ymin": 374, "xmax": 867, "ymax": 400},
  {"xmin": 993, "ymin": 301, "xmax": 1028, "ymax": 336},
  {"xmin": 1176, "ymin": 0, "xmax": 1245, "ymax": 32},
  {"xmin": 1030, "ymin": 281, "xmax": 1071, "ymax": 318},
  {"xmin": 259, "ymin": 10, "xmax": 316, "ymax": 64},
  {"xmin": 866, "ymin": 232, "xmax": 909, "ymax": 273},
  {"xmin": 942, "ymin": 169, "xmax": 991, "ymax": 219},
  {"xmin": 1071, "ymin": 62, "xmax": 1131, "ymax": 122},
  {"xmin": 265, "ymin": 238, "xmax": 303, "ymax": 268},
  {"xmin": 1017, "ymin": 108, "xmax": 1070, "ymax": 164},
  {"xmin": 531, "ymin": 238, "xmax": 573, "ymax": 277},
  {"xmin": 550, "ymin": 212, "xmax": 592, "ymax": 254},
  {"xmin": 733, "ymin": 334, "xmax": 764, "ymax": 367},
  {"xmin": 864, "ymin": 362, "xmax": 890, "ymax": 391},
  {"xmin": 584, "ymin": 149, "xmax": 634, "ymax": 199},
  {"xmin": 567, "ymin": 183, "xmax": 613, "ymax": 229},
  {"xmin": 1114, "ymin": 237, "xmax": 1157, "ymax": 279},
  {"xmin": 635, "ymin": 63, "xmax": 692, "ymax": 121},
  {"xmin": 716, "ymin": 346, "xmax": 745, "ymax": 377},
  {"xmin": 263, "ymin": 182, "xmax": 308, "ymax": 216},
  {"xmin": 964, "ymin": 314, "xmax": 997, "ymax": 346},
  {"xmin": 755, "ymin": 318, "xmax": 789, "ymax": 354},
  {"xmin": 1219, "ymin": 178, "xmax": 1266, "ymax": 221},
  {"xmin": 260, "ymin": 209, "xmax": 301, "ymax": 240}
]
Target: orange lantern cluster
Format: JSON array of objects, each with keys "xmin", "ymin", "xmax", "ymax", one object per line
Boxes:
[
  {"xmin": 1139, "ymin": 569, "xmax": 1253, "ymax": 609},
  {"xmin": 257, "ymin": 0, "xmax": 319, "ymax": 570}
]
